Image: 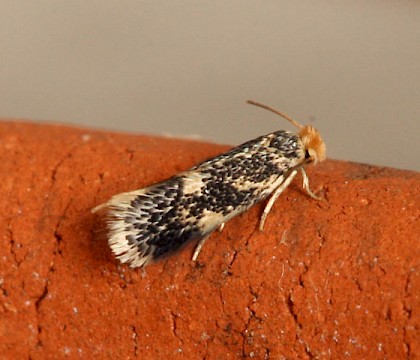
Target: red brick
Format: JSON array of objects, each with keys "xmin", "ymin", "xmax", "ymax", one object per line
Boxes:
[{"xmin": 0, "ymin": 121, "xmax": 418, "ymax": 359}]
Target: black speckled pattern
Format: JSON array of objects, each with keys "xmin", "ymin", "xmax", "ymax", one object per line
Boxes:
[{"xmin": 117, "ymin": 130, "xmax": 305, "ymax": 261}]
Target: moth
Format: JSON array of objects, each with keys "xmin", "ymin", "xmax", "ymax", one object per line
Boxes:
[{"xmin": 92, "ymin": 101, "xmax": 326, "ymax": 268}]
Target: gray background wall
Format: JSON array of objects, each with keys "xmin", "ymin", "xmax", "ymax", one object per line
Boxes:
[{"xmin": 1, "ymin": 1, "xmax": 419, "ymax": 171}]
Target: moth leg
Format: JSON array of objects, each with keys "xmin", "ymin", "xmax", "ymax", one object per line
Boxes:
[
  {"xmin": 260, "ymin": 170, "xmax": 298, "ymax": 231},
  {"xmin": 192, "ymin": 223, "xmax": 224, "ymax": 262},
  {"xmin": 192, "ymin": 234, "xmax": 211, "ymax": 261},
  {"xmin": 300, "ymin": 167, "xmax": 320, "ymax": 200}
]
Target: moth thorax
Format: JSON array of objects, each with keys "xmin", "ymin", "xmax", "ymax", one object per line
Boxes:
[{"xmin": 298, "ymin": 126, "xmax": 326, "ymax": 164}]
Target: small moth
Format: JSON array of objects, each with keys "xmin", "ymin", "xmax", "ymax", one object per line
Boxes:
[{"xmin": 92, "ymin": 101, "xmax": 326, "ymax": 268}]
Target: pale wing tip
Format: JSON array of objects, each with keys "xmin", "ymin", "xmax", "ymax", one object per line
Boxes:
[
  {"xmin": 109, "ymin": 234, "xmax": 154, "ymax": 268},
  {"xmin": 107, "ymin": 213, "xmax": 157, "ymax": 268},
  {"xmin": 91, "ymin": 202, "xmax": 107, "ymax": 214},
  {"xmin": 92, "ymin": 189, "xmax": 149, "ymax": 214}
]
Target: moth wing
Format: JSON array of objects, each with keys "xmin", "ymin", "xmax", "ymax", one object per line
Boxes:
[{"xmin": 95, "ymin": 173, "xmax": 223, "ymax": 268}]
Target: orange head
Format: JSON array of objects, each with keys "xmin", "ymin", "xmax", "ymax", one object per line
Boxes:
[
  {"xmin": 298, "ymin": 125, "xmax": 326, "ymax": 164},
  {"xmin": 247, "ymin": 100, "xmax": 326, "ymax": 164}
]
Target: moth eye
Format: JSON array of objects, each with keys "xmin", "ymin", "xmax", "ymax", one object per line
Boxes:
[{"xmin": 305, "ymin": 149, "xmax": 318, "ymax": 163}]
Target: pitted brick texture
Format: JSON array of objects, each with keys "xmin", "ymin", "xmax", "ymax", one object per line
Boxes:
[{"xmin": 0, "ymin": 121, "xmax": 418, "ymax": 359}]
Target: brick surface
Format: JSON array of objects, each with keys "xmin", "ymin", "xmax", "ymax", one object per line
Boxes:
[{"xmin": 0, "ymin": 121, "xmax": 418, "ymax": 359}]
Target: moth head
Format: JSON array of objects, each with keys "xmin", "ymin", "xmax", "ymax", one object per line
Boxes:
[
  {"xmin": 246, "ymin": 100, "xmax": 327, "ymax": 165},
  {"xmin": 298, "ymin": 125, "xmax": 326, "ymax": 164}
]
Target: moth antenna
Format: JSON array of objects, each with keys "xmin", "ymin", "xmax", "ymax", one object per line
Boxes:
[{"xmin": 247, "ymin": 100, "xmax": 303, "ymax": 130}]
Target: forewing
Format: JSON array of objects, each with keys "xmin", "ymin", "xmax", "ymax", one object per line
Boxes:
[{"xmin": 102, "ymin": 173, "xmax": 222, "ymax": 267}]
